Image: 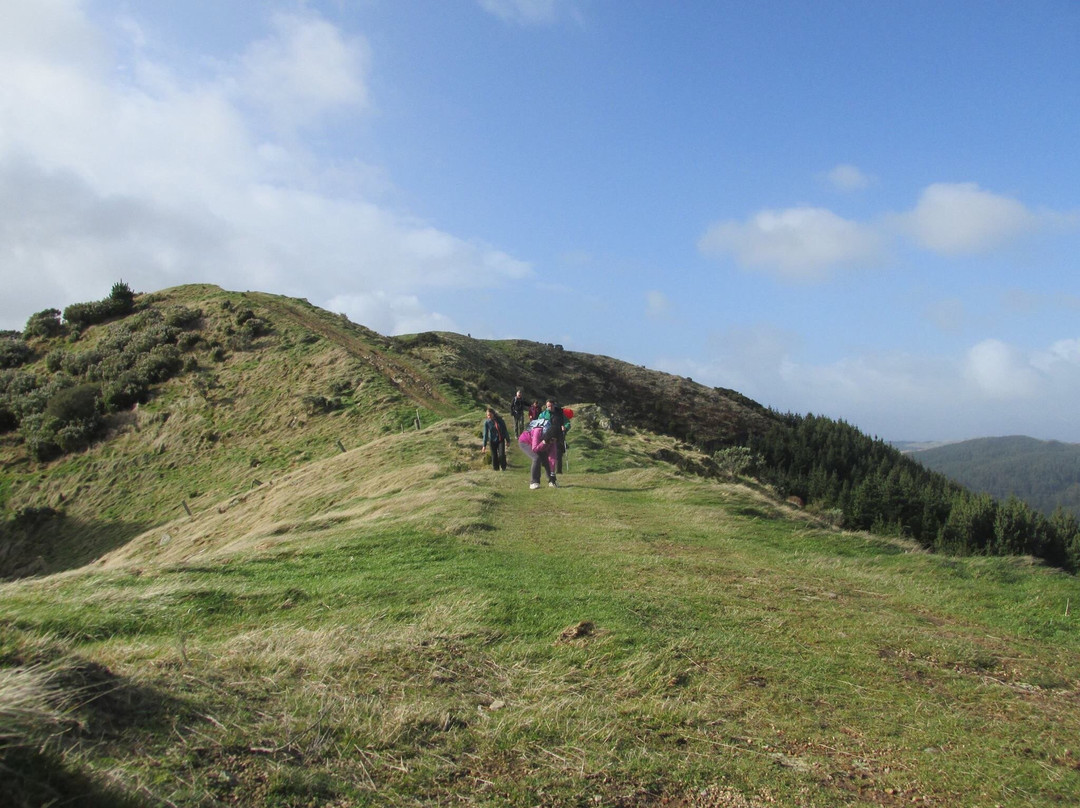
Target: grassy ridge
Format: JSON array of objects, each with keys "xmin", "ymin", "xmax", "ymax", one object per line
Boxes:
[
  {"xmin": 0, "ymin": 286, "xmax": 456, "ymax": 577},
  {"xmin": 3, "ymin": 415, "xmax": 1079, "ymax": 807},
  {"xmin": 1, "ymin": 284, "xmax": 775, "ymax": 579}
]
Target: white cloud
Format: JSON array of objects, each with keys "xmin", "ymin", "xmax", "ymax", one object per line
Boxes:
[
  {"xmin": 900, "ymin": 182, "xmax": 1036, "ymax": 255},
  {"xmin": 236, "ymin": 12, "xmax": 371, "ymax": 130},
  {"xmin": 699, "ymin": 182, "xmax": 1080, "ymax": 283},
  {"xmin": 0, "ymin": 0, "xmax": 103, "ymax": 66},
  {"xmin": 645, "ymin": 289, "xmax": 671, "ymax": 319},
  {"xmin": 824, "ymin": 163, "xmax": 871, "ymax": 191},
  {"xmin": 697, "ymin": 206, "xmax": 884, "ymax": 280},
  {"xmin": 324, "ymin": 292, "xmax": 457, "ymax": 336},
  {"xmin": 964, "ymin": 338, "xmax": 1040, "ymax": 399},
  {"xmin": 1033, "ymin": 338, "xmax": 1080, "ymax": 371},
  {"xmin": 0, "ymin": 4, "xmax": 531, "ymax": 331}
]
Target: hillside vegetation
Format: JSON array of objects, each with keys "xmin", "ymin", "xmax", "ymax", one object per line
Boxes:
[
  {"xmin": 913, "ymin": 436, "xmax": 1080, "ymax": 519},
  {"xmin": 2, "ymin": 284, "xmax": 1080, "ymax": 806},
  {"xmin": 3, "ymin": 283, "xmax": 1079, "ymax": 579}
]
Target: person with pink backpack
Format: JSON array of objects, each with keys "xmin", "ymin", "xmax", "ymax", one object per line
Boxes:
[{"xmin": 518, "ymin": 417, "xmax": 557, "ymax": 489}]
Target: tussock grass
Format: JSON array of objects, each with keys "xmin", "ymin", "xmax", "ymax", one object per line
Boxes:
[
  {"xmin": 2, "ymin": 417, "xmax": 1080, "ymax": 806},
  {"xmin": 0, "ymin": 665, "xmax": 61, "ymax": 743}
]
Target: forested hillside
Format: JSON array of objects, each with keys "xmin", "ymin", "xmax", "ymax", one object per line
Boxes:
[
  {"xmin": 750, "ymin": 415, "xmax": 1080, "ymax": 570},
  {"xmin": 913, "ymin": 436, "xmax": 1080, "ymax": 519}
]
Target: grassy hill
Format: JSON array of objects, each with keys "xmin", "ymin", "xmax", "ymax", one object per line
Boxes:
[
  {"xmin": 913, "ymin": 436, "xmax": 1080, "ymax": 519},
  {"xmin": 2, "ymin": 285, "xmax": 1080, "ymax": 806},
  {"xmin": 0, "ymin": 284, "xmax": 775, "ymax": 580}
]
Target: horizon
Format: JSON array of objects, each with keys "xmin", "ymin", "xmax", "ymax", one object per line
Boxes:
[{"xmin": 2, "ymin": 1, "xmax": 1079, "ymax": 443}]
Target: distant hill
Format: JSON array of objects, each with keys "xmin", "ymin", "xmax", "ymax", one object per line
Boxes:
[{"xmin": 912, "ymin": 435, "xmax": 1080, "ymax": 518}]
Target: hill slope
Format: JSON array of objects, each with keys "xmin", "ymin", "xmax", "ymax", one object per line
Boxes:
[
  {"xmin": 0, "ymin": 284, "xmax": 778, "ymax": 579},
  {"xmin": 2, "ymin": 411, "xmax": 1079, "ymax": 807},
  {"xmin": 5, "ymin": 283, "xmax": 1080, "ymax": 580},
  {"xmin": 913, "ymin": 436, "xmax": 1080, "ymax": 518}
]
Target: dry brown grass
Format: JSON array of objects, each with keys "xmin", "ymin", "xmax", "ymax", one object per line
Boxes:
[
  {"xmin": 0, "ymin": 665, "xmax": 62, "ymax": 743},
  {"xmin": 98, "ymin": 419, "xmax": 492, "ymax": 568}
]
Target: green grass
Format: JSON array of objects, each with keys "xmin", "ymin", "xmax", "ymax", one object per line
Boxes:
[{"xmin": 3, "ymin": 420, "xmax": 1080, "ymax": 806}]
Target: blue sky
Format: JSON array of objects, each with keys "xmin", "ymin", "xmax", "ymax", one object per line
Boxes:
[{"xmin": 3, "ymin": 1, "xmax": 1080, "ymax": 442}]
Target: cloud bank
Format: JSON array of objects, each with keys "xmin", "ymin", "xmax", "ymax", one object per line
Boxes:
[
  {"xmin": 0, "ymin": 3, "xmax": 530, "ymax": 334},
  {"xmin": 662, "ymin": 329, "xmax": 1080, "ymax": 441}
]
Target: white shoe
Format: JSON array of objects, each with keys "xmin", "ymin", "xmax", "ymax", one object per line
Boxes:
[
  {"xmin": 529, "ymin": 483, "xmax": 540, "ymax": 490},
  {"xmin": 548, "ymin": 480, "xmax": 558, "ymax": 488}
]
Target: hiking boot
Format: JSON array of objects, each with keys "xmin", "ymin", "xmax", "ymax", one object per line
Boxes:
[
  {"xmin": 548, "ymin": 478, "xmax": 558, "ymax": 488},
  {"xmin": 529, "ymin": 482, "xmax": 541, "ymax": 490}
]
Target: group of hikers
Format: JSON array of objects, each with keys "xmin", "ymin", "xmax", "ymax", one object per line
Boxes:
[{"xmin": 481, "ymin": 390, "xmax": 572, "ymax": 489}]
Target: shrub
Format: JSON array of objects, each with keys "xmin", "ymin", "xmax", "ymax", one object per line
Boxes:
[
  {"xmin": 100, "ymin": 372, "xmax": 150, "ymax": 412},
  {"xmin": 62, "ymin": 282, "xmax": 137, "ymax": 330},
  {"xmin": 45, "ymin": 383, "xmax": 100, "ymax": 425},
  {"xmin": 713, "ymin": 446, "xmax": 762, "ymax": 478},
  {"xmin": 0, "ymin": 368, "xmax": 40, "ymax": 402},
  {"xmin": 164, "ymin": 305, "xmax": 203, "ymax": 329},
  {"xmin": 19, "ymin": 413, "xmax": 60, "ymax": 461},
  {"xmin": 0, "ymin": 404, "xmax": 16, "ymax": 433},
  {"xmin": 20, "ymin": 384, "xmax": 104, "ymax": 460},
  {"xmin": 54, "ymin": 417, "xmax": 104, "ymax": 454},
  {"xmin": 2, "ymin": 371, "xmax": 55, "ymax": 418},
  {"xmin": 0, "ymin": 338, "xmax": 32, "ymax": 369},
  {"xmin": 177, "ymin": 332, "xmax": 203, "ymax": 352},
  {"xmin": 133, "ymin": 345, "xmax": 182, "ymax": 384},
  {"xmin": 60, "ymin": 348, "xmax": 104, "ymax": 380},
  {"xmin": 45, "ymin": 349, "xmax": 66, "ymax": 373},
  {"xmin": 23, "ymin": 308, "xmax": 65, "ymax": 339}
]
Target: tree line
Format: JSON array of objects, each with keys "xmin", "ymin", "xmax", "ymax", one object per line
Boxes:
[{"xmin": 747, "ymin": 413, "xmax": 1080, "ymax": 572}]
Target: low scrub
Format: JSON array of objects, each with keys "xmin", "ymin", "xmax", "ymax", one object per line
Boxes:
[{"xmin": 62, "ymin": 282, "xmax": 136, "ymax": 330}]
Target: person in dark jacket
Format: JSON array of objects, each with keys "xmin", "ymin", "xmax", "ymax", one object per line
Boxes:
[
  {"xmin": 509, "ymin": 390, "xmax": 527, "ymax": 436},
  {"xmin": 482, "ymin": 408, "xmax": 510, "ymax": 471}
]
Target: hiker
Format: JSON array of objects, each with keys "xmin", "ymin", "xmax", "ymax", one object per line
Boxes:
[
  {"xmin": 481, "ymin": 408, "xmax": 510, "ymax": 471},
  {"xmin": 528, "ymin": 399, "xmax": 540, "ymax": 422},
  {"xmin": 509, "ymin": 389, "xmax": 527, "ymax": 436},
  {"xmin": 518, "ymin": 417, "xmax": 557, "ymax": 489},
  {"xmin": 539, "ymin": 399, "xmax": 571, "ymax": 475}
]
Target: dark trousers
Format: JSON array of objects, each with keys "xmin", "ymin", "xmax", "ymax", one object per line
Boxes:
[{"xmin": 489, "ymin": 441, "xmax": 507, "ymax": 470}]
